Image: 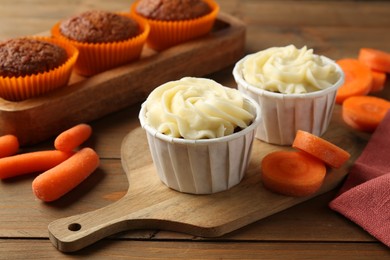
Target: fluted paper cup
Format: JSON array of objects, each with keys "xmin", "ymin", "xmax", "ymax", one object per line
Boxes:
[
  {"xmin": 233, "ymin": 56, "xmax": 344, "ymax": 145},
  {"xmin": 139, "ymin": 95, "xmax": 261, "ymax": 194}
]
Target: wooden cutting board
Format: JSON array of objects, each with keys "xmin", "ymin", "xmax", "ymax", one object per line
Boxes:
[
  {"xmin": 0, "ymin": 12, "xmax": 245, "ymax": 146},
  {"xmin": 47, "ymin": 105, "xmax": 365, "ymax": 253}
]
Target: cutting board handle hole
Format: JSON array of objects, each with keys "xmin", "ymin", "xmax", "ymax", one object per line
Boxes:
[{"xmin": 68, "ymin": 223, "xmax": 82, "ymax": 232}]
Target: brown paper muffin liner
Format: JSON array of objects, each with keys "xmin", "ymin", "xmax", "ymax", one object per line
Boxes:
[
  {"xmin": 130, "ymin": 0, "xmax": 219, "ymax": 51},
  {"xmin": 51, "ymin": 14, "xmax": 150, "ymax": 76},
  {"xmin": 0, "ymin": 36, "xmax": 78, "ymax": 102}
]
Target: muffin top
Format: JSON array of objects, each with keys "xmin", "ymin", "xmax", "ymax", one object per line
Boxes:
[
  {"xmin": 145, "ymin": 77, "xmax": 254, "ymax": 139},
  {"xmin": 241, "ymin": 45, "xmax": 341, "ymax": 94},
  {"xmin": 60, "ymin": 10, "xmax": 139, "ymax": 43},
  {"xmin": 136, "ymin": 0, "xmax": 211, "ymax": 21},
  {"xmin": 0, "ymin": 38, "xmax": 68, "ymax": 78}
]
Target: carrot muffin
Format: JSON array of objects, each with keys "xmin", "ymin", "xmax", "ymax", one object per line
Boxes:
[
  {"xmin": 52, "ymin": 10, "xmax": 150, "ymax": 76},
  {"xmin": 59, "ymin": 10, "xmax": 139, "ymax": 43},
  {"xmin": 131, "ymin": 0, "xmax": 219, "ymax": 51},
  {"xmin": 0, "ymin": 38, "xmax": 67, "ymax": 77},
  {"xmin": 0, "ymin": 37, "xmax": 78, "ymax": 101},
  {"xmin": 136, "ymin": 0, "xmax": 211, "ymax": 21}
]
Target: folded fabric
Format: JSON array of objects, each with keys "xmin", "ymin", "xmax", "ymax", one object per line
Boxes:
[{"xmin": 329, "ymin": 110, "xmax": 390, "ymax": 248}]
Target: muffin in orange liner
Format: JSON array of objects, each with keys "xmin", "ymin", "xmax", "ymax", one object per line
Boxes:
[
  {"xmin": 51, "ymin": 13, "xmax": 150, "ymax": 76},
  {"xmin": 0, "ymin": 36, "xmax": 78, "ymax": 102},
  {"xmin": 130, "ymin": 0, "xmax": 219, "ymax": 51}
]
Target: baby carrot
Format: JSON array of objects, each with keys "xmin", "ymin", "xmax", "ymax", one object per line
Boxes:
[
  {"xmin": 342, "ymin": 95, "xmax": 390, "ymax": 133},
  {"xmin": 54, "ymin": 123, "xmax": 92, "ymax": 152},
  {"xmin": 335, "ymin": 59, "xmax": 373, "ymax": 104},
  {"xmin": 0, "ymin": 134, "xmax": 19, "ymax": 158},
  {"xmin": 292, "ymin": 130, "xmax": 351, "ymax": 169},
  {"xmin": 370, "ymin": 70, "xmax": 386, "ymax": 93},
  {"xmin": 0, "ymin": 150, "xmax": 73, "ymax": 180},
  {"xmin": 261, "ymin": 151, "xmax": 326, "ymax": 197},
  {"xmin": 358, "ymin": 48, "xmax": 390, "ymax": 73},
  {"xmin": 32, "ymin": 147, "xmax": 100, "ymax": 202}
]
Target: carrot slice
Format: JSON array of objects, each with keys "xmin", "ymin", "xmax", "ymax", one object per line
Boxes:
[
  {"xmin": 261, "ymin": 151, "xmax": 326, "ymax": 197},
  {"xmin": 0, "ymin": 134, "xmax": 19, "ymax": 158},
  {"xmin": 370, "ymin": 70, "xmax": 386, "ymax": 92},
  {"xmin": 32, "ymin": 147, "xmax": 100, "ymax": 202},
  {"xmin": 358, "ymin": 48, "xmax": 390, "ymax": 73},
  {"xmin": 54, "ymin": 123, "xmax": 92, "ymax": 152},
  {"xmin": 292, "ymin": 130, "xmax": 350, "ymax": 168},
  {"xmin": 335, "ymin": 59, "xmax": 373, "ymax": 104},
  {"xmin": 0, "ymin": 150, "xmax": 73, "ymax": 179},
  {"xmin": 342, "ymin": 95, "xmax": 390, "ymax": 132},
  {"xmin": 342, "ymin": 110, "xmax": 367, "ymax": 132}
]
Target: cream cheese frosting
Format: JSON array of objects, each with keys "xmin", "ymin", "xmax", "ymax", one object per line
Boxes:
[
  {"xmin": 241, "ymin": 45, "xmax": 341, "ymax": 94},
  {"xmin": 145, "ymin": 77, "xmax": 254, "ymax": 139}
]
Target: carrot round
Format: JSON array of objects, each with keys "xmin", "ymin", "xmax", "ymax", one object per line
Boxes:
[
  {"xmin": 0, "ymin": 134, "xmax": 19, "ymax": 158},
  {"xmin": 54, "ymin": 123, "xmax": 92, "ymax": 152},
  {"xmin": 261, "ymin": 151, "xmax": 326, "ymax": 197},
  {"xmin": 358, "ymin": 48, "xmax": 390, "ymax": 73},
  {"xmin": 342, "ymin": 95, "xmax": 390, "ymax": 133},
  {"xmin": 292, "ymin": 130, "xmax": 351, "ymax": 168},
  {"xmin": 370, "ymin": 70, "xmax": 386, "ymax": 93},
  {"xmin": 0, "ymin": 150, "xmax": 73, "ymax": 180},
  {"xmin": 335, "ymin": 59, "xmax": 373, "ymax": 104},
  {"xmin": 342, "ymin": 111, "xmax": 365, "ymax": 132},
  {"xmin": 32, "ymin": 147, "xmax": 100, "ymax": 202}
]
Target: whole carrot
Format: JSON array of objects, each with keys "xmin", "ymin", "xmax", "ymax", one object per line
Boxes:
[
  {"xmin": 32, "ymin": 147, "xmax": 100, "ymax": 202},
  {"xmin": 0, "ymin": 150, "xmax": 73, "ymax": 180},
  {"xmin": 54, "ymin": 123, "xmax": 92, "ymax": 152},
  {"xmin": 0, "ymin": 134, "xmax": 19, "ymax": 158}
]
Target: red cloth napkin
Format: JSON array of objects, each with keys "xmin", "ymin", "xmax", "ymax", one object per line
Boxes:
[{"xmin": 329, "ymin": 111, "xmax": 390, "ymax": 248}]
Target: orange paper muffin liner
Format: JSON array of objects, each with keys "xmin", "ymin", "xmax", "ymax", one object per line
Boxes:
[
  {"xmin": 0, "ymin": 36, "xmax": 78, "ymax": 102},
  {"xmin": 51, "ymin": 14, "xmax": 150, "ymax": 77},
  {"xmin": 130, "ymin": 0, "xmax": 219, "ymax": 51}
]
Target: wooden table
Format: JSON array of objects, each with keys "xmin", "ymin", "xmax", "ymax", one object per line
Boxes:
[{"xmin": 1, "ymin": 0, "xmax": 390, "ymax": 258}]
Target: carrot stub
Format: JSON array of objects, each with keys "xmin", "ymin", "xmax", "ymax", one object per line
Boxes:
[
  {"xmin": 0, "ymin": 150, "xmax": 73, "ymax": 180},
  {"xmin": 335, "ymin": 59, "xmax": 373, "ymax": 104},
  {"xmin": 358, "ymin": 48, "xmax": 390, "ymax": 73},
  {"xmin": 342, "ymin": 96, "xmax": 390, "ymax": 133},
  {"xmin": 0, "ymin": 134, "xmax": 19, "ymax": 158},
  {"xmin": 54, "ymin": 123, "xmax": 92, "ymax": 152},
  {"xmin": 292, "ymin": 130, "xmax": 351, "ymax": 169},
  {"xmin": 261, "ymin": 151, "xmax": 326, "ymax": 197},
  {"xmin": 32, "ymin": 147, "xmax": 100, "ymax": 202}
]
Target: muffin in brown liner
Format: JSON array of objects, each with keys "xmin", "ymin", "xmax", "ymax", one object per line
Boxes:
[
  {"xmin": 130, "ymin": 0, "xmax": 219, "ymax": 51},
  {"xmin": 0, "ymin": 36, "xmax": 78, "ymax": 102},
  {"xmin": 51, "ymin": 12, "xmax": 150, "ymax": 76}
]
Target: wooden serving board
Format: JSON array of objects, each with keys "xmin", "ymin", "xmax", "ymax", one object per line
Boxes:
[
  {"xmin": 0, "ymin": 12, "xmax": 245, "ymax": 146},
  {"xmin": 47, "ymin": 105, "xmax": 365, "ymax": 253}
]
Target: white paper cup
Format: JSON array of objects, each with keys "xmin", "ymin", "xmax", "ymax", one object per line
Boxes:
[
  {"xmin": 233, "ymin": 55, "xmax": 345, "ymax": 145},
  {"xmin": 139, "ymin": 95, "xmax": 261, "ymax": 194}
]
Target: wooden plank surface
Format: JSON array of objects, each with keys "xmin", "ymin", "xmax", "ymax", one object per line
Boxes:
[
  {"xmin": 1, "ymin": 0, "xmax": 390, "ymax": 258},
  {"xmin": 1, "ymin": 240, "xmax": 389, "ymax": 259}
]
